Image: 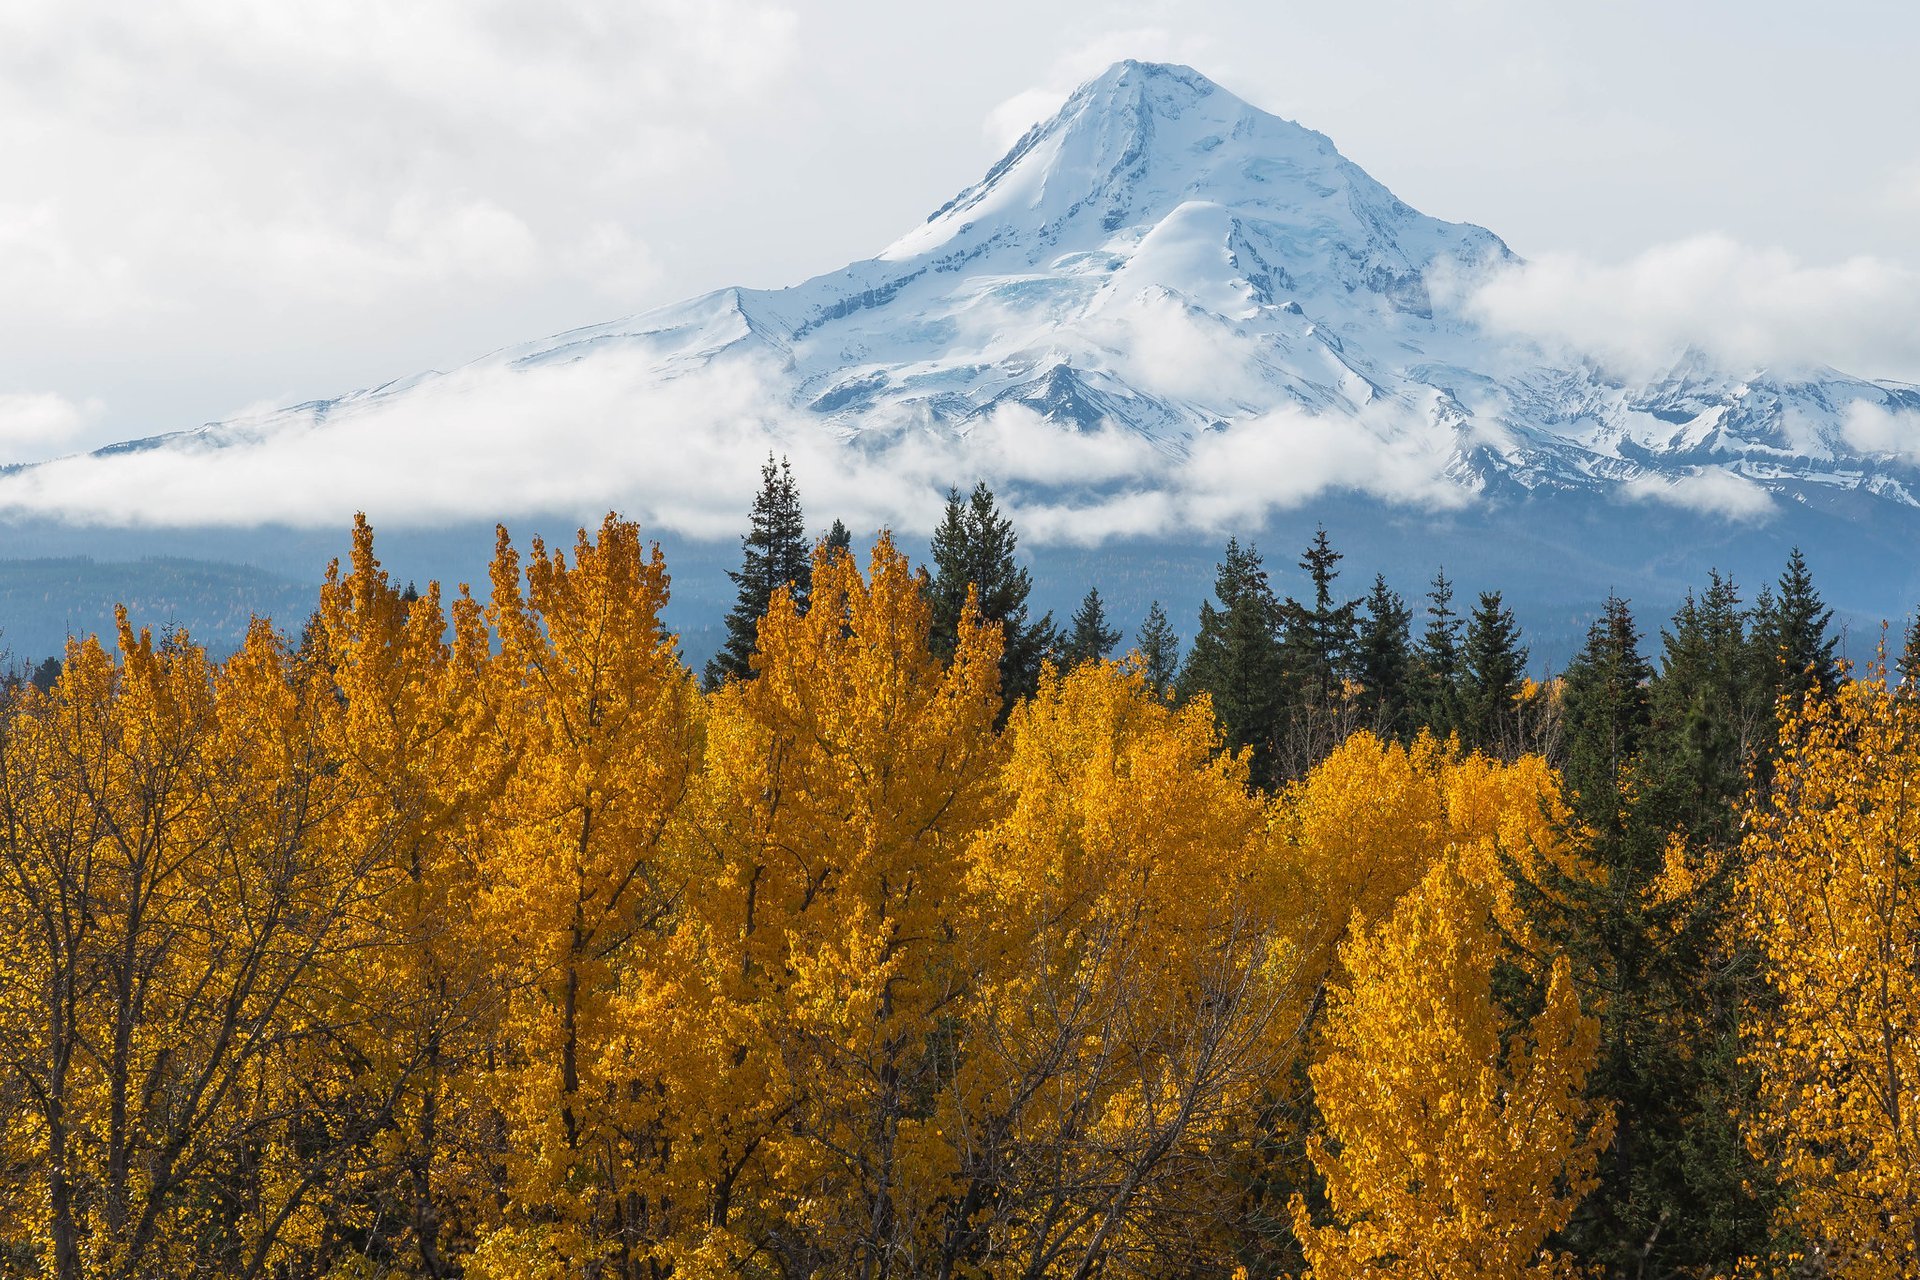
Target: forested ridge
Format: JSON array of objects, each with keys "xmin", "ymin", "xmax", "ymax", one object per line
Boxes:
[{"xmin": 0, "ymin": 462, "xmax": 1914, "ymax": 1279}]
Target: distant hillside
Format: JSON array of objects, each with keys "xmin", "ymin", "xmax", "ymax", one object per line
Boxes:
[{"xmin": 0, "ymin": 557, "xmax": 316, "ymax": 662}]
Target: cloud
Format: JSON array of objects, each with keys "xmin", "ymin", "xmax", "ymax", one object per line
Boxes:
[
  {"xmin": 0, "ymin": 392, "xmax": 102, "ymax": 456},
  {"xmin": 0, "ymin": 0, "xmax": 797, "ymax": 330},
  {"xmin": 1841, "ymin": 400, "xmax": 1920, "ymax": 458},
  {"xmin": 1460, "ymin": 234, "xmax": 1920, "ymax": 383},
  {"xmin": 1620, "ymin": 468, "xmax": 1775, "ymax": 522},
  {"xmin": 0, "ymin": 353, "xmax": 1483, "ymax": 542}
]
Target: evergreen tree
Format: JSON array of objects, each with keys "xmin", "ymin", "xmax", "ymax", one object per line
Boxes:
[
  {"xmin": 1416, "ymin": 570, "xmax": 1466, "ymax": 738},
  {"xmin": 1642, "ymin": 574, "xmax": 1764, "ymax": 847},
  {"xmin": 1750, "ymin": 546, "xmax": 1840, "ymax": 711},
  {"xmin": 1560, "ymin": 595, "xmax": 1652, "ymax": 830},
  {"xmin": 27, "ymin": 656, "xmax": 61, "ymax": 695},
  {"xmin": 1353, "ymin": 575, "xmax": 1415, "ymax": 738},
  {"xmin": 1459, "ymin": 590, "xmax": 1527, "ymax": 755},
  {"xmin": 926, "ymin": 482, "xmax": 1056, "ymax": 707},
  {"xmin": 822, "ymin": 518, "xmax": 854, "ymax": 562},
  {"xmin": 1178, "ymin": 538, "xmax": 1286, "ymax": 786},
  {"xmin": 1901, "ymin": 613, "xmax": 1920, "ymax": 691},
  {"xmin": 706, "ymin": 455, "xmax": 812, "ymax": 688},
  {"xmin": 1062, "ymin": 587, "xmax": 1122, "ymax": 668},
  {"xmin": 1522, "ymin": 579, "xmax": 1779, "ymax": 1273},
  {"xmin": 1280, "ymin": 525, "xmax": 1360, "ymax": 693},
  {"xmin": 1134, "ymin": 600, "xmax": 1181, "ymax": 699}
]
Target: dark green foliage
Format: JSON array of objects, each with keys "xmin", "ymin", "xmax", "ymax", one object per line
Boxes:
[
  {"xmin": 1518, "ymin": 577, "xmax": 1792, "ymax": 1275},
  {"xmin": 1416, "ymin": 570, "xmax": 1466, "ymax": 738},
  {"xmin": 1135, "ymin": 600, "xmax": 1181, "ymax": 699},
  {"xmin": 1560, "ymin": 595, "xmax": 1652, "ymax": 831},
  {"xmin": 27, "ymin": 657, "xmax": 61, "ymax": 696},
  {"xmin": 1062, "ymin": 586, "xmax": 1121, "ymax": 668},
  {"xmin": 822, "ymin": 518, "xmax": 854, "ymax": 562},
  {"xmin": 1279, "ymin": 525, "xmax": 1360, "ymax": 695},
  {"xmin": 1353, "ymin": 574, "xmax": 1415, "ymax": 738},
  {"xmin": 706, "ymin": 454, "xmax": 812, "ymax": 689},
  {"xmin": 1179, "ymin": 538, "xmax": 1286, "ymax": 786},
  {"xmin": 1749, "ymin": 547, "xmax": 1841, "ymax": 713},
  {"xmin": 1459, "ymin": 590, "xmax": 1527, "ymax": 754},
  {"xmin": 926, "ymin": 482, "xmax": 1056, "ymax": 707}
]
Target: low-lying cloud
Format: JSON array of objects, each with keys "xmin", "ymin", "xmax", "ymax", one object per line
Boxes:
[
  {"xmin": 1620, "ymin": 468, "xmax": 1775, "ymax": 522},
  {"xmin": 1462, "ymin": 233, "xmax": 1920, "ymax": 384},
  {"xmin": 0, "ymin": 352, "xmax": 1482, "ymax": 544}
]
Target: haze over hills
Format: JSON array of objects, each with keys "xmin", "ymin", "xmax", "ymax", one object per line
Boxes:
[{"xmin": 5, "ymin": 60, "xmax": 1920, "ymax": 662}]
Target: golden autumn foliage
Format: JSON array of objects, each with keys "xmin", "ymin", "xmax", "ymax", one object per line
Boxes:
[
  {"xmin": 1739, "ymin": 675, "xmax": 1920, "ymax": 1277},
  {"xmin": 1294, "ymin": 855, "xmax": 1610, "ymax": 1280},
  {"xmin": 40, "ymin": 512, "xmax": 1920, "ymax": 1280}
]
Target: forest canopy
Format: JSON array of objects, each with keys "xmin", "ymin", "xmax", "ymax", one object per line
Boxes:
[{"xmin": 0, "ymin": 489, "xmax": 1911, "ymax": 1280}]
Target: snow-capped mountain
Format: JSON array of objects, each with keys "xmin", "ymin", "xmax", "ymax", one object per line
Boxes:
[{"xmin": 87, "ymin": 58, "xmax": 1918, "ymax": 516}]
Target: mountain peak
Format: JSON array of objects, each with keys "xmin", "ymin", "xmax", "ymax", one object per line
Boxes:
[{"xmin": 880, "ymin": 58, "xmax": 1502, "ymax": 306}]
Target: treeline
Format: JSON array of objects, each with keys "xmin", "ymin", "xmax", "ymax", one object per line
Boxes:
[{"xmin": 0, "ymin": 463, "xmax": 1911, "ymax": 1278}]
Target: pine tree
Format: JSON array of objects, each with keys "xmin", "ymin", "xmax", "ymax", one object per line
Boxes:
[
  {"xmin": 1353, "ymin": 575, "xmax": 1414, "ymax": 738},
  {"xmin": 1902, "ymin": 613, "xmax": 1920, "ymax": 691},
  {"xmin": 822, "ymin": 518, "xmax": 854, "ymax": 563},
  {"xmin": 926, "ymin": 482, "xmax": 1056, "ymax": 707},
  {"xmin": 1751, "ymin": 546, "xmax": 1840, "ymax": 712},
  {"xmin": 1062, "ymin": 587, "xmax": 1121, "ymax": 668},
  {"xmin": 1643, "ymin": 573, "xmax": 1762, "ymax": 846},
  {"xmin": 1459, "ymin": 590, "xmax": 1527, "ymax": 755},
  {"xmin": 1134, "ymin": 600, "xmax": 1180, "ymax": 699},
  {"xmin": 1524, "ymin": 574, "xmax": 1779, "ymax": 1273},
  {"xmin": 1417, "ymin": 570, "xmax": 1465, "ymax": 738},
  {"xmin": 1178, "ymin": 538, "xmax": 1286, "ymax": 786},
  {"xmin": 1560, "ymin": 595, "xmax": 1652, "ymax": 830},
  {"xmin": 706, "ymin": 455, "xmax": 811, "ymax": 688},
  {"xmin": 1280, "ymin": 525, "xmax": 1360, "ymax": 693}
]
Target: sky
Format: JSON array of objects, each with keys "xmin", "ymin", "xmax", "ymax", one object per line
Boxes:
[{"xmin": 2, "ymin": 0, "xmax": 1919, "ymax": 470}]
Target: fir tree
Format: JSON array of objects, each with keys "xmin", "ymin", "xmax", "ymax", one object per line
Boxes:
[
  {"xmin": 1134, "ymin": 600, "xmax": 1181, "ymax": 699},
  {"xmin": 822, "ymin": 518, "xmax": 854, "ymax": 563},
  {"xmin": 1751, "ymin": 546, "xmax": 1840, "ymax": 710},
  {"xmin": 1353, "ymin": 574, "xmax": 1415, "ymax": 738},
  {"xmin": 1524, "ymin": 579, "xmax": 1779, "ymax": 1273},
  {"xmin": 1062, "ymin": 586, "xmax": 1122, "ymax": 668},
  {"xmin": 1901, "ymin": 613, "xmax": 1920, "ymax": 691},
  {"xmin": 27, "ymin": 656, "xmax": 60, "ymax": 695},
  {"xmin": 706, "ymin": 455, "xmax": 811, "ymax": 688},
  {"xmin": 1280, "ymin": 525, "xmax": 1360, "ymax": 693},
  {"xmin": 1416, "ymin": 569, "xmax": 1466, "ymax": 738},
  {"xmin": 1560, "ymin": 595, "xmax": 1652, "ymax": 831},
  {"xmin": 1178, "ymin": 538, "xmax": 1286, "ymax": 786},
  {"xmin": 1459, "ymin": 590, "xmax": 1527, "ymax": 755},
  {"xmin": 1644, "ymin": 573, "xmax": 1762, "ymax": 846},
  {"xmin": 926, "ymin": 482, "xmax": 1056, "ymax": 707}
]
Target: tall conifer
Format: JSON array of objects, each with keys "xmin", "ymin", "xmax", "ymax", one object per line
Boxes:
[
  {"xmin": 1135, "ymin": 600, "xmax": 1181, "ymax": 699},
  {"xmin": 926, "ymin": 482, "xmax": 1056, "ymax": 707},
  {"xmin": 707, "ymin": 454, "xmax": 811, "ymax": 687}
]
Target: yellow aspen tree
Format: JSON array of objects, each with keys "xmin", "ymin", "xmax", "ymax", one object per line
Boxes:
[
  {"xmin": 676, "ymin": 534, "xmax": 1004, "ymax": 1279},
  {"xmin": 1739, "ymin": 676, "xmax": 1920, "ymax": 1275},
  {"xmin": 304, "ymin": 515, "xmax": 506, "ymax": 1276},
  {"xmin": 954, "ymin": 661, "xmax": 1300, "ymax": 1279},
  {"xmin": 1294, "ymin": 854, "xmax": 1611, "ymax": 1280},
  {"xmin": 467, "ymin": 515, "xmax": 703, "ymax": 1280},
  {"xmin": 0, "ymin": 615, "xmax": 383, "ymax": 1280}
]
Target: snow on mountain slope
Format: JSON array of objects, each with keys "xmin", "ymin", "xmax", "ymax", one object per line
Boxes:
[{"xmin": 24, "ymin": 59, "xmax": 1920, "ymax": 528}]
